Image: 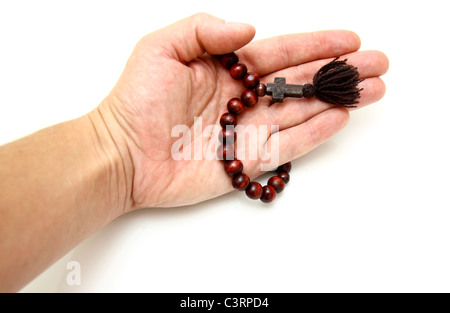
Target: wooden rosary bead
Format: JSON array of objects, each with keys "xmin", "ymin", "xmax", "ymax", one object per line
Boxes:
[
  {"xmin": 232, "ymin": 173, "xmax": 250, "ymax": 191},
  {"xmin": 220, "ymin": 53, "xmax": 238, "ymax": 69},
  {"xmin": 276, "ymin": 162, "xmax": 292, "ymax": 174},
  {"xmin": 255, "ymin": 83, "xmax": 267, "ymax": 97},
  {"xmin": 230, "ymin": 63, "xmax": 247, "ymax": 80},
  {"xmin": 218, "ymin": 128, "xmax": 236, "ymax": 144},
  {"xmin": 260, "ymin": 185, "xmax": 276, "ymax": 203},
  {"xmin": 243, "ymin": 72, "xmax": 260, "ymax": 89},
  {"xmin": 241, "ymin": 90, "xmax": 258, "ymax": 107},
  {"xmin": 217, "ymin": 144, "xmax": 234, "ymax": 160},
  {"xmin": 220, "ymin": 113, "xmax": 238, "ymax": 128},
  {"xmin": 268, "ymin": 176, "xmax": 285, "ymax": 193},
  {"xmin": 224, "ymin": 160, "xmax": 243, "ymax": 177},
  {"xmin": 245, "ymin": 182, "xmax": 263, "ymax": 200},
  {"xmin": 227, "ymin": 98, "xmax": 245, "ymax": 116},
  {"xmin": 278, "ymin": 172, "xmax": 290, "ymax": 184}
]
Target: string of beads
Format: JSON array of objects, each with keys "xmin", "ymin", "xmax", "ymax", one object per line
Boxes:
[{"xmin": 217, "ymin": 52, "xmax": 291, "ymax": 203}]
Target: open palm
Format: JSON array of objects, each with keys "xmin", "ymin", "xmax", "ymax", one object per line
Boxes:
[{"xmin": 97, "ymin": 13, "xmax": 388, "ymax": 209}]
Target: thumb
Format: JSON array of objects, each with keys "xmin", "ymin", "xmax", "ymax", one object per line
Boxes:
[{"xmin": 146, "ymin": 13, "xmax": 255, "ymax": 63}]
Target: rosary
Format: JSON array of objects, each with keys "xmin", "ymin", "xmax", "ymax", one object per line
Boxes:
[{"xmin": 216, "ymin": 52, "xmax": 362, "ymax": 203}]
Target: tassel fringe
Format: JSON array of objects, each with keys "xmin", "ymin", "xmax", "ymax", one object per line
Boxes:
[{"xmin": 303, "ymin": 58, "xmax": 364, "ymax": 108}]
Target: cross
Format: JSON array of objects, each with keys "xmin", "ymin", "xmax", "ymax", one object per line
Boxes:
[{"xmin": 266, "ymin": 77, "xmax": 303, "ymax": 103}]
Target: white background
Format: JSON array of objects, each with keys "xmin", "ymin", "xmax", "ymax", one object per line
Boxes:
[{"xmin": 0, "ymin": 0, "xmax": 449, "ymax": 292}]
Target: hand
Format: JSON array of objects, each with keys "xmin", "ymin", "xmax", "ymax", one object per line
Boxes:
[{"xmin": 96, "ymin": 13, "xmax": 388, "ymax": 210}]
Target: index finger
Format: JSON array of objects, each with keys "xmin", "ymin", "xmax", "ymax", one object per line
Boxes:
[{"xmin": 238, "ymin": 30, "xmax": 361, "ymax": 76}]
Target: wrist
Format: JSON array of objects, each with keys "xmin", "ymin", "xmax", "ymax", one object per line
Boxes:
[{"xmin": 85, "ymin": 102, "xmax": 135, "ymax": 218}]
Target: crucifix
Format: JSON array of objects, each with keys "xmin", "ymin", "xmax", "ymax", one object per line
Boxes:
[{"xmin": 266, "ymin": 77, "xmax": 304, "ymax": 103}]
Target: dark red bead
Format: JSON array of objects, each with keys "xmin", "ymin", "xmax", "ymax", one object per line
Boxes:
[
  {"xmin": 224, "ymin": 160, "xmax": 243, "ymax": 177},
  {"xmin": 243, "ymin": 72, "xmax": 260, "ymax": 89},
  {"xmin": 220, "ymin": 113, "xmax": 237, "ymax": 128},
  {"xmin": 276, "ymin": 162, "xmax": 292, "ymax": 174},
  {"xmin": 260, "ymin": 185, "xmax": 276, "ymax": 203},
  {"xmin": 245, "ymin": 182, "xmax": 263, "ymax": 200},
  {"xmin": 255, "ymin": 83, "xmax": 267, "ymax": 97},
  {"xmin": 227, "ymin": 98, "xmax": 245, "ymax": 116},
  {"xmin": 230, "ymin": 63, "xmax": 247, "ymax": 80},
  {"xmin": 278, "ymin": 172, "xmax": 290, "ymax": 184},
  {"xmin": 241, "ymin": 90, "xmax": 258, "ymax": 107},
  {"xmin": 220, "ymin": 53, "xmax": 238, "ymax": 69},
  {"xmin": 232, "ymin": 173, "xmax": 250, "ymax": 191},
  {"xmin": 268, "ymin": 176, "xmax": 285, "ymax": 193},
  {"xmin": 218, "ymin": 128, "xmax": 236, "ymax": 144},
  {"xmin": 217, "ymin": 144, "xmax": 234, "ymax": 160}
]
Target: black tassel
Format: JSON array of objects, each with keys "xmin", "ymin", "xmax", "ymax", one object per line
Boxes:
[{"xmin": 302, "ymin": 58, "xmax": 363, "ymax": 108}]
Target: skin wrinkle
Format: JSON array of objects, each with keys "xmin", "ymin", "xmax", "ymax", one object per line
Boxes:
[
  {"xmin": 94, "ymin": 108, "xmax": 122, "ymax": 212},
  {"xmin": 198, "ymin": 64, "xmax": 223, "ymax": 146},
  {"xmin": 235, "ymin": 49, "xmax": 251, "ymax": 71},
  {"xmin": 303, "ymin": 115, "xmax": 321, "ymax": 151},
  {"xmin": 188, "ymin": 59, "xmax": 213, "ymax": 119},
  {"xmin": 141, "ymin": 161, "xmax": 176, "ymax": 208},
  {"xmin": 108, "ymin": 98, "xmax": 140, "ymax": 151},
  {"xmin": 197, "ymin": 68, "xmax": 223, "ymax": 127},
  {"xmin": 185, "ymin": 69, "xmax": 195, "ymax": 127},
  {"xmin": 193, "ymin": 19, "xmax": 206, "ymax": 60},
  {"xmin": 97, "ymin": 106, "xmax": 133, "ymax": 214},
  {"xmin": 311, "ymin": 31, "xmax": 326, "ymax": 61},
  {"xmin": 238, "ymin": 48, "xmax": 261, "ymax": 74},
  {"xmin": 294, "ymin": 61, "xmax": 309, "ymax": 84},
  {"xmin": 87, "ymin": 114, "xmax": 113, "ymax": 201},
  {"xmin": 111, "ymin": 86, "xmax": 170, "ymax": 161},
  {"xmin": 210, "ymin": 60, "xmax": 224, "ymax": 121},
  {"xmin": 157, "ymin": 33, "xmax": 186, "ymax": 64},
  {"xmin": 105, "ymin": 101, "xmax": 171, "ymax": 209},
  {"xmin": 278, "ymin": 35, "xmax": 291, "ymax": 71},
  {"xmin": 205, "ymin": 122, "xmax": 219, "ymax": 147}
]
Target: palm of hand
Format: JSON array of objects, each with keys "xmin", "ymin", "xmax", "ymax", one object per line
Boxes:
[{"xmin": 107, "ymin": 50, "xmax": 270, "ymax": 208}]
